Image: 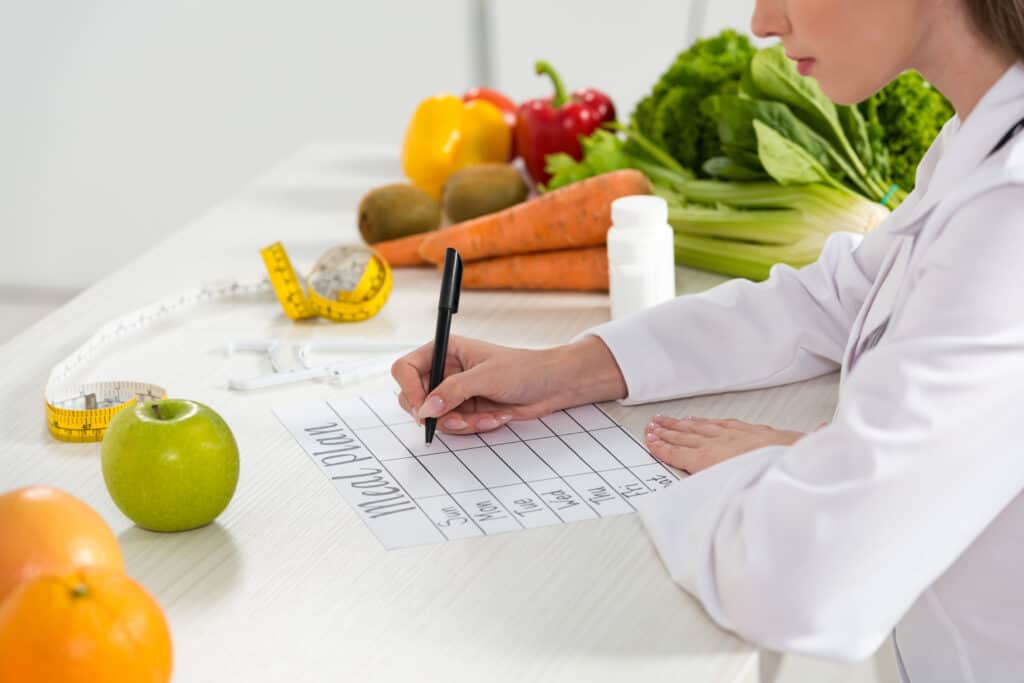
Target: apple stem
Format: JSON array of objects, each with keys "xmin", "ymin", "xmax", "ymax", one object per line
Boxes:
[
  {"xmin": 152, "ymin": 403, "xmax": 162, "ymax": 420},
  {"xmin": 71, "ymin": 583, "xmax": 89, "ymax": 599}
]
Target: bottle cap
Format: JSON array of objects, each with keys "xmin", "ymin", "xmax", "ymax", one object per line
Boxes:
[{"xmin": 611, "ymin": 195, "xmax": 668, "ymax": 229}]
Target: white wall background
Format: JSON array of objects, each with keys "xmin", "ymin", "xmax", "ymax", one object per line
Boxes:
[
  {"xmin": 1, "ymin": 0, "xmax": 763, "ymax": 295},
  {"xmin": 0, "ymin": 0, "xmax": 476, "ymax": 291}
]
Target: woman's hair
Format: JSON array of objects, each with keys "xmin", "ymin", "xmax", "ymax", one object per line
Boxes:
[{"xmin": 965, "ymin": 0, "xmax": 1024, "ymax": 62}]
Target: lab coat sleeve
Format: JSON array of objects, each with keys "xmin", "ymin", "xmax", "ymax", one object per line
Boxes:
[
  {"xmin": 636, "ymin": 186, "xmax": 1024, "ymax": 660},
  {"xmin": 584, "ymin": 226, "xmax": 897, "ymax": 404}
]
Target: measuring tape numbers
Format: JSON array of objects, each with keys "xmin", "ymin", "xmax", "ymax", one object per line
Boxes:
[{"xmin": 46, "ymin": 381, "xmax": 168, "ymax": 442}]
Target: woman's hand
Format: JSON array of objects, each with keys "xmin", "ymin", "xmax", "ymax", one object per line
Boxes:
[
  {"xmin": 644, "ymin": 415, "xmax": 810, "ymax": 474},
  {"xmin": 391, "ymin": 335, "xmax": 627, "ymax": 434}
]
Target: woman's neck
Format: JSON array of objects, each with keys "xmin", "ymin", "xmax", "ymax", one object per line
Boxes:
[{"xmin": 911, "ymin": 3, "xmax": 1015, "ymax": 121}]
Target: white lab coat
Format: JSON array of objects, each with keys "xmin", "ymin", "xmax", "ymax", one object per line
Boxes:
[{"xmin": 587, "ymin": 64, "xmax": 1024, "ymax": 682}]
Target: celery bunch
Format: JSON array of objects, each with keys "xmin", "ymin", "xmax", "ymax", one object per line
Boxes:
[
  {"xmin": 547, "ymin": 125, "xmax": 888, "ymax": 281},
  {"xmin": 624, "ymin": 125, "xmax": 887, "ymax": 281},
  {"xmin": 665, "ymin": 180, "xmax": 887, "ymax": 280}
]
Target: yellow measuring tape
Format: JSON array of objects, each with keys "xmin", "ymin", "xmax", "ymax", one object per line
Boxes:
[
  {"xmin": 45, "ymin": 243, "xmax": 392, "ymax": 442},
  {"xmin": 46, "ymin": 381, "xmax": 168, "ymax": 443},
  {"xmin": 260, "ymin": 242, "xmax": 392, "ymax": 323}
]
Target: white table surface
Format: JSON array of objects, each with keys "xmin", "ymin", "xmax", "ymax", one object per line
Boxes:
[{"xmin": 0, "ymin": 144, "xmax": 841, "ymax": 683}]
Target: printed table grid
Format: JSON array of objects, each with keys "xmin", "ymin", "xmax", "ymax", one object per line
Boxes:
[
  {"xmin": 274, "ymin": 390, "xmax": 682, "ymax": 549},
  {"xmin": 358, "ymin": 400, "xmax": 499, "ymax": 536}
]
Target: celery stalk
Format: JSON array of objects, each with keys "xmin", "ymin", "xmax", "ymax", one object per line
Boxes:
[
  {"xmin": 669, "ymin": 185, "xmax": 887, "ymax": 243},
  {"xmin": 667, "ymin": 181, "xmax": 888, "ymax": 280},
  {"xmin": 674, "ymin": 233, "xmax": 827, "ymax": 281},
  {"xmin": 673, "ymin": 179, "xmax": 889, "ymax": 226},
  {"xmin": 670, "ymin": 206, "xmax": 819, "ymax": 245}
]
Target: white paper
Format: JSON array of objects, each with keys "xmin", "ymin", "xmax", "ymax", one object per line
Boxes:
[{"xmin": 274, "ymin": 389, "xmax": 681, "ymax": 549}]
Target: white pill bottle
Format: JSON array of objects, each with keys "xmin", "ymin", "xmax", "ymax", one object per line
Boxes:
[{"xmin": 606, "ymin": 195, "xmax": 676, "ymax": 320}]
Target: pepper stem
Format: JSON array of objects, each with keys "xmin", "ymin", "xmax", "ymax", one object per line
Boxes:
[{"xmin": 534, "ymin": 60, "xmax": 568, "ymax": 108}]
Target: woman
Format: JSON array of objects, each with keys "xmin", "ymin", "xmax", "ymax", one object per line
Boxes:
[{"xmin": 392, "ymin": 0, "xmax": 1024, "ymax": 679}]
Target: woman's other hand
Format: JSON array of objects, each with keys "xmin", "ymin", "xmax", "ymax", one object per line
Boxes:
[
  {"xmin": 644, "ymin": 415, "xmax": 808, "ymax": 474},
  {"xmin": 391, "ymin": 335, "xmax": 627, "ymax": 435}
]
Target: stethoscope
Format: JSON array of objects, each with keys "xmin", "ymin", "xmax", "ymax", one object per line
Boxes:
[{"xmin": 988, "ymin": 116, "xmax": 1024, "ymax": 157}]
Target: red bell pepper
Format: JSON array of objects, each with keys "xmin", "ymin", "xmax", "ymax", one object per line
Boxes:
[
  {"xmin": 516, "ymin": 61, "xmax": 616, "ymax": 185},
  {"xmin": 464, "ymin": 87, "xmax": 518, "ymax": 159}
]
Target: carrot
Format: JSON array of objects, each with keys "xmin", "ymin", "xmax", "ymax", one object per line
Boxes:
[
  {"xmin": 460, "ymin": 246, "xmax": 608, "ymax": 291},
  {"xmin": 417, "ymin": 169, "xmax": 652, "ymax": 264},
  {"xmin": 371, "ymin": 232, "xmax": 432, "ymax": 267}
]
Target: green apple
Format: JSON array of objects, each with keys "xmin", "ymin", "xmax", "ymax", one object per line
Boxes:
[{"xmin": 101, "ymin": 398, "xmax": 240, "ymax": 532}]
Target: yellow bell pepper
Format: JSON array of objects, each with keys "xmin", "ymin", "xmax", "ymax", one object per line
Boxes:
[{"xmin": 401, "ymin": 94, "xmax": 512, "ymax": 199}]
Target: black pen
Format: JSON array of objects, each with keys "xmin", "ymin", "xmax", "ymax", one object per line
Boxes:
[{"xmin": 425, "ymin": 248, "xmax": 462, "ymax": 444}]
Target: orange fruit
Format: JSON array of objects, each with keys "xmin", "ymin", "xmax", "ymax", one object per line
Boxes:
[
  {"xmin": 0, "ymin": 486, "xmax": 124, "ymax": 602},
  {"xmin": 0, "ymin": 567, "xmax": 173, "ymax": 683}
]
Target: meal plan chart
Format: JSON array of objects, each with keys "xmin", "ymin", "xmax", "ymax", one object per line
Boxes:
[{"xmin": 274, "ymin": 389, "xmax": 681, "ymax": 549}]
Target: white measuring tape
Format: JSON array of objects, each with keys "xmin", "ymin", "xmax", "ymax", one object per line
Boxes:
[
  {"xmin": 45, "ymin": 278, "xmax": 272, "ymax": 442},
  {"xmin": 46, "ymin": 242, "xmax": 400, "ymax": 443}
]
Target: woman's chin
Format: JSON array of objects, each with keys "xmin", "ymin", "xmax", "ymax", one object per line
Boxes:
[
  {"xmin": 816, "ymin": 71, "xmax": 893, "ymax": 106},
  {"xmin": 817, "ymin": 82, "xmax": 868, "ymax": 105}
]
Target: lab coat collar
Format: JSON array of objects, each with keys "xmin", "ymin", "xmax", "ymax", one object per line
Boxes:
[{"xmin": 888, "ymin": 63, "xmax": 1024, "ymax": 236}]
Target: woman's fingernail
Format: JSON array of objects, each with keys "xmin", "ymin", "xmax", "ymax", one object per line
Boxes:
[
  {"xmin": 495, "ymin": 414, "xmax": 513, "ymax": 423},
  {"xmin": 646, "ymin": 432, "xmax": 660, "ymax": 443},
  {"xmin": 646, "ymin": 421, "xmax": 657, "ymax": 432},
  {"xmin": 476, "ymin": 417, "xmax": 500, "ymax": 431},
  {"xmin": 443, "ymin": 417, "xmax": 468, "ymax": 430},
  {"xmin": 417, "ymin": 395, "xmax": 445, "ymax": 419}
]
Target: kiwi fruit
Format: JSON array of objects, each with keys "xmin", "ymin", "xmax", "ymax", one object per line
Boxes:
[
  {"xmin": 442, "ymin": 163, "xmax": 529, "ymax": 223},
  {"xmin": 358, "ymin": 183, "xmax": 441, "ymax": 244}
]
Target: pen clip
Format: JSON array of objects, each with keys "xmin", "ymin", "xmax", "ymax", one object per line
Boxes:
[{"xmin": 439, "ymin": 248, "xmax": 462, "ymax": 312}]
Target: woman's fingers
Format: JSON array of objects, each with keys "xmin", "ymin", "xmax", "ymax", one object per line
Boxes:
[
  {"xmin": 417, "ymin": 363, "xmax": 501, "ymax": 420},
  {"xmin": 392, "ymin": 341, "xmax": 473, "ymax": 420},
  {"xmin": 647, "ymin": 425, "xmax": 704, "ymax": 448},
  {"xmin": 437, "ymin": 410, "xmax": 514, "ymax": 435},
  {"xmin": 651, "ymin": 414, "xmax": 726, "ymax": 437},
  {"xmin": 397, "ymin": 390, "xmax": 413, "ymax": 416},
  {"xmin": 392, "ymin": 342, "xmax": 435, "ymax": 415}
]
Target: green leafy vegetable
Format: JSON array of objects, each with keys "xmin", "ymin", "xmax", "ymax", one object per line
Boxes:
[
  {"xmin": 749, "ymin": 46, "xmax": 867, "ymax": 177},
  {"xmin": 632, "ymin": 30, "xmax": 757, "ymax": 174},
  {"xmin": 536, "ymin": 30, "xmax": 953, "ymax": 281},
  {"xmin": 754, "ymin": 120, "xmax": 850, "ymax": 192},
  {"xmin": 837, "ymin": 104, "xmax": 875, "ymax": 169},
  {"xmin": 858, "ymin": 71, "xmax": 954, "ymax": 192},
  {"xmin": 624, "ymin": 29, "xmax": 948, "ymax": 201},
  {"xmin": 649, "ymin": 109, "xmax": 887, "ymax": 280},
  {"xmin": 545, "ymin": 130, "xmax": 633, "ymax": 190},
  {"xmin": 704, "ymin": 94, "xmax": 852, "ymax": 181},
  {"xmin": 702, "ymin": 156, "xmax": 767, "ymax": 180},
  {"xmin": 544, "ymin": 123, "xmax": 889, "ymax": 281}
]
